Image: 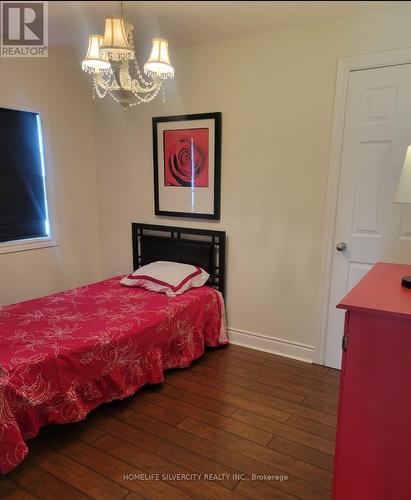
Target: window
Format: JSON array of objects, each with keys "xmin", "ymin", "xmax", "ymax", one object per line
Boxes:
[{"xmin": 0, "ymin": 107, "xmax": 51, "ymax": 248}]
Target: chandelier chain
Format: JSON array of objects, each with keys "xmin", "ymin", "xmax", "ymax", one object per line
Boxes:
[{"xmin": 128, "ymin": 31, "xmax": 153, "ymax": 88}]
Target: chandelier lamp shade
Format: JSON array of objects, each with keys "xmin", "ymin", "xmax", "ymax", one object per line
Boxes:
[
  {"xmin": 394, "ymin": 146, "xmax": 411, "ymax": 203},
  {"xmin": 81, "ymin": 3, "xmax": 175, "ymax": 109},
  {"xmin": 144, "ymin": 38, "xmax": 174, "ymax": 78},
  {"xmin": 81, "ymin": 35, "xmax": 110, "ymax": 73},
  {"xmin": 394, "ymin": 145, "xmax": 411, "ymax": 288},
  {"xmin": 100, "ymin": 17, "xmax": 134, "ymax": 61}
]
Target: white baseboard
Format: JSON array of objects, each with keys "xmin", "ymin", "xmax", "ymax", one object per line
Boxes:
[{"xmin": 227, "ymin": 327, "xmax": 314, "ymax": 363}]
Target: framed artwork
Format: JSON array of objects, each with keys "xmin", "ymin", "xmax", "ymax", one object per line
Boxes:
[{"xmin": 152, "ymin": 112, "xmax": 221, "ymax": 219}]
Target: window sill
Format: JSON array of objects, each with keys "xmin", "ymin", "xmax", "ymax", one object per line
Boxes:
[{"xmin": 0, "ymin": 237, "xmax": 58, "ymax": 255}]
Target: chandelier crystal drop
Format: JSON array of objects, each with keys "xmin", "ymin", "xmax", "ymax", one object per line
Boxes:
[{"xmin": 81, "ymin": 2, "xmax": 175, "ymax": 109}]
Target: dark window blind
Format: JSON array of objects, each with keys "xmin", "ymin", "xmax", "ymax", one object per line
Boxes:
[{"xmin": 0, "ymin": 107, "xmax": 48, "ymax": 243}]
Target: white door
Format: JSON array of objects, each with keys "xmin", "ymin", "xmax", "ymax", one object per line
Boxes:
[{"xmin": 325, "ymin": 64, "xmax": 411, "ymax": 369}]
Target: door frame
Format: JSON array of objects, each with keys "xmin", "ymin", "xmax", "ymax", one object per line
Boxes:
[{"xmin": 314, "ymin": 47, "xmax": 411, "ymax": 365}]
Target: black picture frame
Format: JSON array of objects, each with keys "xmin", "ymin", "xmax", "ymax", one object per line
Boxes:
[{"xmin": 152, "ymin": 112, "xmax": 222, "ymax": 219}]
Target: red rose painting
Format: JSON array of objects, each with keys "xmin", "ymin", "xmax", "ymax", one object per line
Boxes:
[{"xmin": 164, "ymin": 128, "xmax": 209, "ymax": 187}]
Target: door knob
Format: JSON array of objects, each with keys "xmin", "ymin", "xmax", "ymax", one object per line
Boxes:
[{"xmin": 336, "ymin": 241, "xmax": 347, "ymax": 252}]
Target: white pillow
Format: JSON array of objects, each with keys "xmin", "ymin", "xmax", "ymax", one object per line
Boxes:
[{"xmin": 120, "ymin": 261, "xmax": 210, "ymax": 296}]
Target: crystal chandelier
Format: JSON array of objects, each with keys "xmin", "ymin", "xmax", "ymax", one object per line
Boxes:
[{"xmin": 81, "ymin": 2, "xmax": 175, "ymax": 109}]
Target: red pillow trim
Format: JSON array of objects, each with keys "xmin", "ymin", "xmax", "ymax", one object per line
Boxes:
[{"xmin": 126, "ymin": 266, "xmax": 203, "ymax": 292}]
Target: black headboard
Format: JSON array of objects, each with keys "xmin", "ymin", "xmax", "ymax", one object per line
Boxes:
[{"xmin": 131, "ymin": 223, "xmax": 226, "ymax": 296}]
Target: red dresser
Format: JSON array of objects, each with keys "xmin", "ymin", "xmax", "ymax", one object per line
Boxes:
[{"xmin": 333, "ymin": 262, "xmax": 411, "ymax": 500}]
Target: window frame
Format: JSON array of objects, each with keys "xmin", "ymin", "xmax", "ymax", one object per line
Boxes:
[{"xmin": 0, "ymin": 103, "xmax": 58, "ymax": 255}]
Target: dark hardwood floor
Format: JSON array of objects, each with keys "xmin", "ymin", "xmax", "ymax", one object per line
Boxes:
[{"xmin": 0, "ymin": 345, "xmax": 340, "ymax": 499}]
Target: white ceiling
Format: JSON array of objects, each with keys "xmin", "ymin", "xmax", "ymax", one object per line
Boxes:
[{"xmin": 49, "ymin": 1, "xmax": 408, "ymax": 61}]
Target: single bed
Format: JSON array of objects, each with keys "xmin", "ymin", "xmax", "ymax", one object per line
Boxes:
[{"xmin": 0, "ymin": 223, "xmax": 227, "ymax": 474}]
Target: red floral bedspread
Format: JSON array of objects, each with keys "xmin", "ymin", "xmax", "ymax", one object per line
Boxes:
[{"xmin": 0, "ymin": 277, "xmax": 228, "ymax": 474}]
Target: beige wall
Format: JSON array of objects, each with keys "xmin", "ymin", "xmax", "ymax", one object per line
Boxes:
[
  {"xmin": 92, "ymin": 5, "xmax": 411, "ymax": 356},
  {"xmin": 0, "ymin": 54, "xmax": 101, "ymax": 306}
]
